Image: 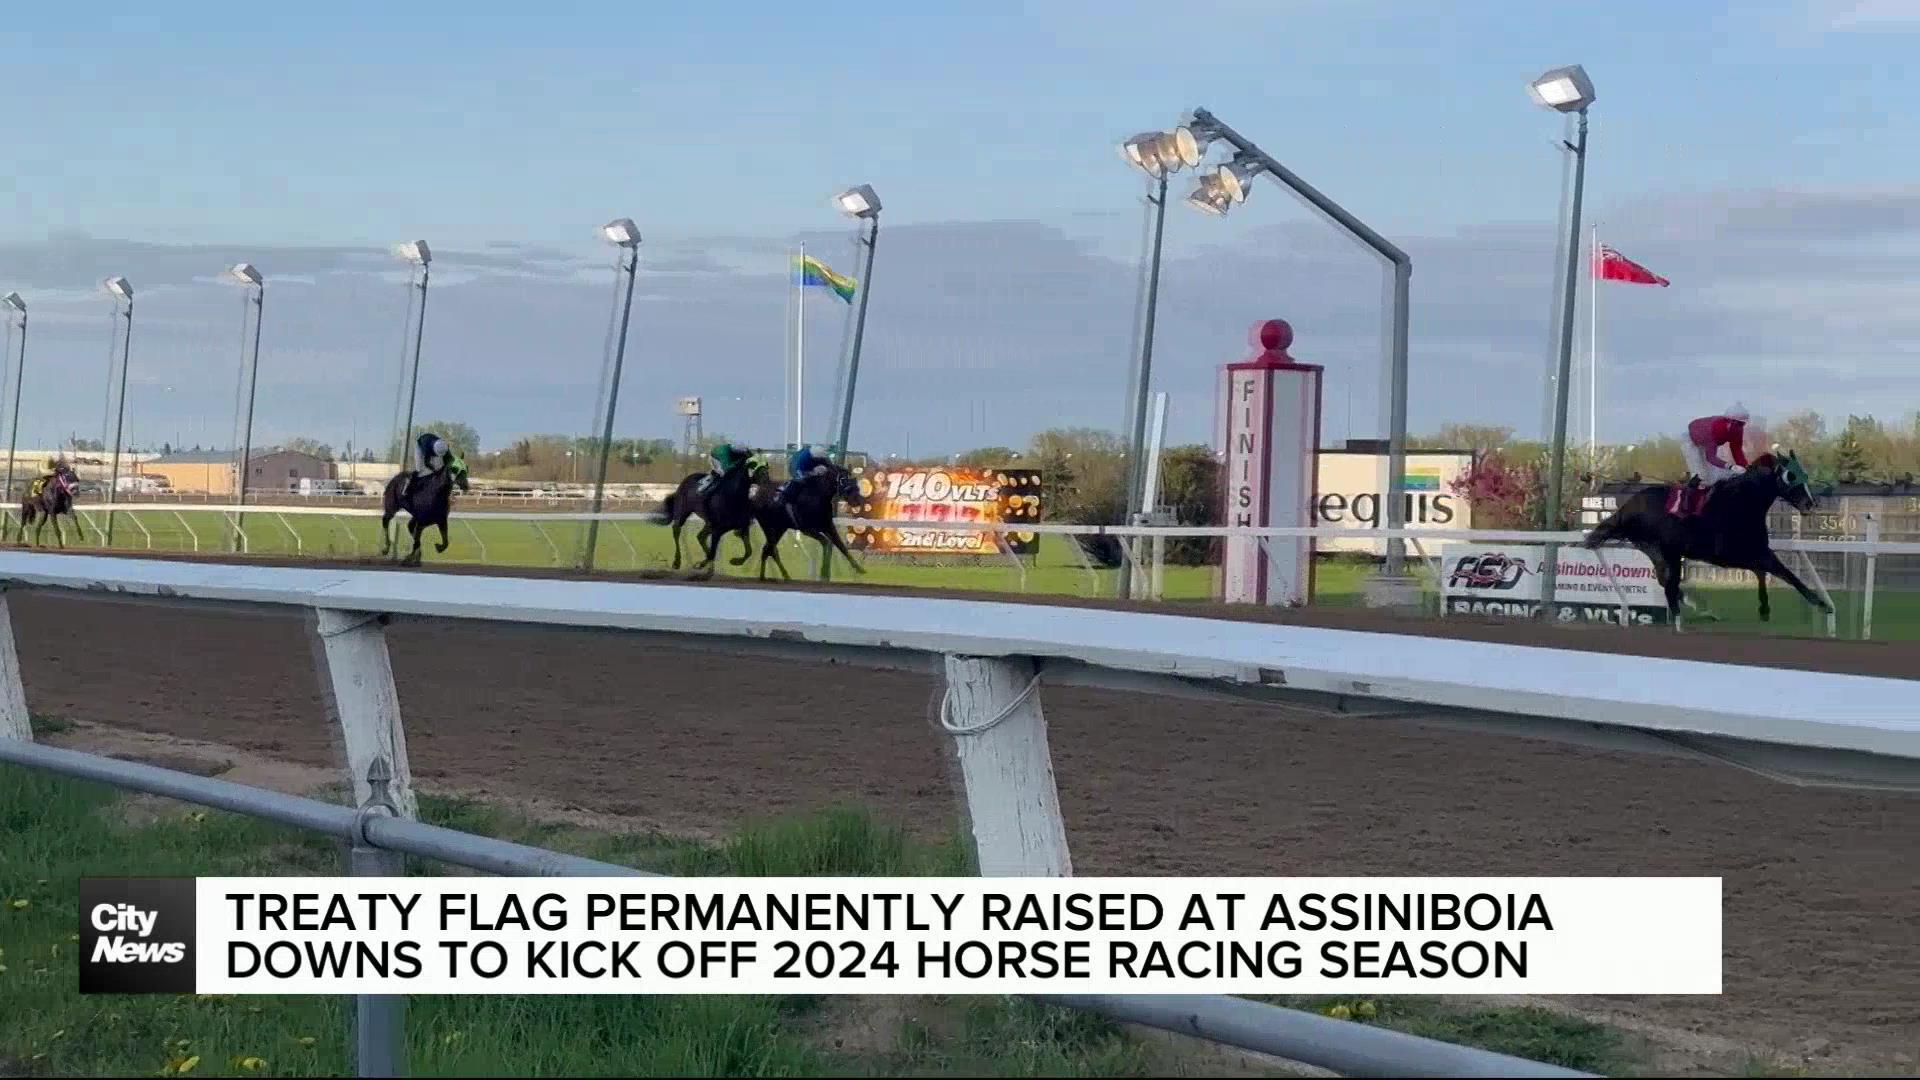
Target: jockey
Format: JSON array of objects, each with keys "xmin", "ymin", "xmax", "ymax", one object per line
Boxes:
[
  {"xmin": 777, "ymin": 444, "xmax": 832, "ymax": 504},
  {"xmin": 403, "ymin": 432, "xmax": 450, "ymax": 498},
  {"xmin": 1678, "ymin": 404, "xmax": 1750, "ymax": 512},
  {"xmin": 697, "ymin": 442, "xmax": 753, "ymax": 494}
]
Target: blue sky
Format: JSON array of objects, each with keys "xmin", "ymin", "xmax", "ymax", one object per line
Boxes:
[{"xmin": 0, "ymin": 0, "xmax": 1916, "ymax": 455}]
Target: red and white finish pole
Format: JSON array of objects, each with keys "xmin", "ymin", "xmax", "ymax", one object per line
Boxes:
[{"xmin": 1216, "ymin": 319, "xmax": 1323, "ymax": 606}]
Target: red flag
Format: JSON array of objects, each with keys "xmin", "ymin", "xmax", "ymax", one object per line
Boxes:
[{"xmin": 1594, "ymin": 244, "xmax": 1669, "ymax": 286}]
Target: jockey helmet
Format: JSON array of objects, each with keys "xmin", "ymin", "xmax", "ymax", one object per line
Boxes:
[{"xmin": 1725, "ymin": 403, "xmax": 1749, "ymax": 422}]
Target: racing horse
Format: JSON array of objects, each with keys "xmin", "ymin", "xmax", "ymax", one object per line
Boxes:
[
  {"xmin": 754, "ymin": 463, "xmax": 865, "ymax": 582},
  {"xmin": 379, "ymin": 454, "xmax": 470, "ymax": 566},
  {"xmin": 662, "ymin": 453, "xmax": 771, "ymax": 571},
  {"xmin": 1583, "ymin": 449, "xmax": 1830, "ymax": 629},
  {"xmin": 19, "ymin": 462, "xmax": 80, "ymax": 548}
]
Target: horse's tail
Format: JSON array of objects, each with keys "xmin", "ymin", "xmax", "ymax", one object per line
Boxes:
[{"xmin": 658, "ymin": 491, "xmax": 677, "ymax": 523}]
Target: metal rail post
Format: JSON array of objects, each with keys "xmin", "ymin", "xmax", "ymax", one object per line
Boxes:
[{"xmin": 350, "ymin": 758, "xmax": 406, "ymax": 1077}]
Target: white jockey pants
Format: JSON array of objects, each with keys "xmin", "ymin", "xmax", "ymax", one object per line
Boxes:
[{"xmin": 1681, "ymin": 440, "xmax": 1736, "ymax": 485}]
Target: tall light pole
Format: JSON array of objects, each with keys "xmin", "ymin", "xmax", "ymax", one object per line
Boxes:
[
  {"xmin": 103, "ymin": 277, "xmax": 134, "ymax": 547},
  {"xmin": 1156, "ymin": 108, "xmax": 1416, "ymax": 585},
  {"xmin": 582, "ymin": 218, "xmax": 642, "ymax": 572},
  {"xmin": 225, "ymin": 262, "xmax": 264, "ymax": 551},
  {"xmin": 1113, "ymin": 124, "xmax": 1212, "ymax": 598},
  {"xmin": 1, "ymin": 292, "xmax": 24, "ymax": 542},
  {"xmin": 1528, "ymin": 64, "xmax": 1596, "ymax": 621},
  {"xmin": 392, "ymin": 241, "xmax": 431, "ymax": 463},
  {"xmin": 829, "ymin": 184, "xmax": 881, "ymax": 465}
]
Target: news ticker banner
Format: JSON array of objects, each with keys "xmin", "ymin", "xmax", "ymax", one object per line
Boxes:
[{"xmin": 80, "ymin": 876, "xmax": 1721, "ymax": 996}]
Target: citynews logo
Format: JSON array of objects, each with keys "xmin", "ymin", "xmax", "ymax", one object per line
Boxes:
[{"xmin": 79, "ymin": 878, "xmax": 197, "ymax": 994}]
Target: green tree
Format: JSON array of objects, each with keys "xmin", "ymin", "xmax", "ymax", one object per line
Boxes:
[
  {"xmin": 283, "ymin": 436, "xmax": 335, "ymax": 460},
  {"xmin": 1155, "ymin": 445, "xmax": 1222, "ymax": 565},
  {"xmin": 388, "ymin": 421, "xmax": 480, "ymax": 463},
  {"xmin": 1832, "ymin": 425, "xmax": 1872, "ymax": 483}
]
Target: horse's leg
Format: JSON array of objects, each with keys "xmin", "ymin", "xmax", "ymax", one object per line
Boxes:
[
  {"xmin": 403, "ymin": 520, "xmax": 424, "ymax": 566},
  {"xmin": 730, "ymin": 525, "xmax": 753, "ymax": 566},
  {"xmin": 825, "ymin": 525, "xmax": 865, "ymax": 575},
  {"xmin": 697, "ymin": 523, "xmax": 722, "ymax": 570},
  {"xmin": 670, "ymin": 512, "xmax": 685, "ymax": 570},
  {"xmin": 1754, "ymin": 570, "xmax": 1770, "ymax": 623},
  {"xmin": 1660, "ymin": 557, "xmax": 1685, "ymax": 631},
  {"xmin": 436, "ymin": 520, "xmax": 450, "ymax": 553},
  {"xmin": 378, "ymin": 506, "xmax": 396, "ymax": 555},
  {"xmin": 51, "ymin": 512, "xmax": 65, "ymax": 550},
  {"xmin": 1759, "ymin": 551, "xmax": 1831, "ymax": 614}
]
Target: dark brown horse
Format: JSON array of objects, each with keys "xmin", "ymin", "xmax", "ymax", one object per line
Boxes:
[
  {"xmin": 754, "ymin": 463, "xmax": 865, "ymax": 581},
  {"xmin": 1584, "ymin": 450, "xmax": 1828, "ymax": 629},
  {"xmin": 19, "ymin": 462, "xmax": 80, "ymax": 548},
  {"xmin": 379, "ymin": 455, "xmax": 470, "ymax": 566},
  {"xmin": 662, "ymin": 454, "xmax": 771, "ymax": 571}
]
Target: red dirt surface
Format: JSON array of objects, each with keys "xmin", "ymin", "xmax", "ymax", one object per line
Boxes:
[{"xmin": 6, "ymin": 552, "xmax": 1919, "ymax": 1073}]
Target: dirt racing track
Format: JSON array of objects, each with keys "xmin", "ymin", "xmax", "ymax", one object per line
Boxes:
[{"xmin": 9, "ymin": 548, "xmax": 1919, "ymax": 1075}]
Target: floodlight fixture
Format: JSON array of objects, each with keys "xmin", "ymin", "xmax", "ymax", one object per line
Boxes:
[
  {"xmin": 104, "ymin": 276, "xmax": 132, "ymax": 301},
  {"xmin": 1170, "ymin": 122, "xmax": 1214, "ymax": 168},
  {"xmin": 1528, "ymin": 64, "xmax": 1596, "ymax": 113},
  {"xmin": 225, "ymin": 262, "xmax": 263, "ymax": 288},
  {"xmin": 834, "ymin": 184, "xmax": 881, "ymax": 218},
  {"xmin": 394, "ymin": 240, "xmax": 432, "ymax": 265},
  {"xmin": 1, "ymin": 292, "xmax": 22, "ymax": 314},
  {"xmin": 1120, "ymin": 132, "xmax": 1166, "ymax": 176},
  {"xmin": 1184, "ymin": 181, "xmax": 1230, "ymax": 216},
  {"xmin": 602, "ymin": 218, "xmax": 641, "ymax": 246},
  {"xmin": 1213, "ymin": 156, "xmax": 1263, "ymax": 204}
]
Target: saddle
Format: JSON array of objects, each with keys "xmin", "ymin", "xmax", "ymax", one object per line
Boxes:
[{"xmin": 1665, "ymin": 481, "xmax": 1713, "ymax": 518}]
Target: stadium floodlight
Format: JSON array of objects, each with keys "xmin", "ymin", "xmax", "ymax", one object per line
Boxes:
[
  {"xmin": 393, "ymin": 240, "xmax": 431, "ymax": 265},
  {"xmin": 601, "ymin": 218, "xmax": 641, "ymax": 247},
  {"xmin": 833, "ymin": 184, "xmax": 881, "ymax": 219},
  {"xmin": 1528, "ymin": 64, "xmax": 1596, "ymax": 113},
  {"xmin": 831, "ymin": 185, "xmax": 883, "ymax": 479},
  {"xmin": 222, "ymin": 262, "xmax": 267, "ymax": 547},
  {"xmin": 101, "ymin": 277, "xmax": 135, "ymax": 544},
  {"xmin": 582, "ymin": 217, "xmax": 643, "ymax": 571},
  {"xmin": 1531, "ymin": 63, "xmax": 1595, "ymax": 617},
  {"xmin": 389, "ymin": 240, "xmax": 433, "ymax": 530},
  {"xmin": 1172, "ymin": 106, "xmax": 1415, "ymax": 585},
  {"xmin": 1, "ymin": 292, "xmax": 23, "ymax": 541}
]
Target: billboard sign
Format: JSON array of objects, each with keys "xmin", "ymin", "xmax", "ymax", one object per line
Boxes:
[
  {"xmin": 1437, "ymin": 542, "xmax": 1668, "ymax": 625},
  {"xmin": 1313, "ymin": 450, "xmax": 1474, "ymax": 555},
  {"xmin": 846, "ymin": 467, "xmax": 1042, "ymax": 555}
]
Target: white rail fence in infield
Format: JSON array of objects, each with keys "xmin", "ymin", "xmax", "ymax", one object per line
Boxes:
[
  {"xmin": 12, "ymin": 502, "xmax": 1920, "ymax": 638},
  {"xmin": 2, "ymin": 552, "xmax": 1919, "ymax": 1072}
]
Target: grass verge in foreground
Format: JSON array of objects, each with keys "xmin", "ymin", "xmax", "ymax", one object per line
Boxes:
[{"xmin": 2, "ymin": 762, "xmax": 1640, "ymax": 1077}]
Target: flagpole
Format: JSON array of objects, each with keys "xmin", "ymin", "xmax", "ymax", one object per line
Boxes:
[
  {"xmin": 797, "ymin": 241, "xmax": 806, "ymax": 449},
  {"xmin": 783, "ymin": 246, "xmax": 793, "ymax": 450},
  {"xmin": 1589, "ymin": 224, "xmax": 1598, "ymax": 461}
]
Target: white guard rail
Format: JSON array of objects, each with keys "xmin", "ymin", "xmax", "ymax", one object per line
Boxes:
[{"xmin": 20, "ymin": 501, "xmax": 1920, "ymax": 555}]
